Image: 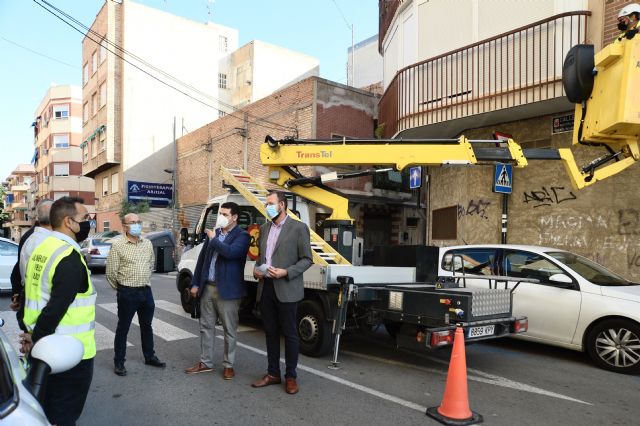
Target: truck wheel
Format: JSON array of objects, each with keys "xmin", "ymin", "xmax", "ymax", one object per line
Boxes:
[
  {"xmin": 297, "ymin": 300, "xmax": 332, "ymax": 357},
  {"xmin": 178, "ymin": 274, "xmax": 193, "ymax": 313},
  {"xmin": 586, "ymin": 318, "xmax": 640, "ymax": 374}
]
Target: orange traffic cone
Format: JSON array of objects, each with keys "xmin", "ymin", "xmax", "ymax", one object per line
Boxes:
[{"xmin": 426, "ymin": 327, "xmax": 483, "ymax": 425}]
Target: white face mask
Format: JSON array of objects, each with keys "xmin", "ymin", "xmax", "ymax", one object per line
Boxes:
[{"xmin": 216, "ymin": 214, "xmax": 229, "ymax": 229}]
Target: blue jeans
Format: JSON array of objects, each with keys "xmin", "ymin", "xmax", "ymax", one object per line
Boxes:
[
  {"xmin": 260, "ymin": 279, "xmax": 299, "ymax": 379},
  {"xmin": 114, "ymin": 286, "xmax": 156, "ymax": 364}
]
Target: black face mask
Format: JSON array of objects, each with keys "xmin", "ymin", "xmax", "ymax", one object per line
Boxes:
[
  {"xmin": 618, "ymin": 21, "xmax": 629, "ymax": 31},
  {"xmin": 74, "ymin": 221, "xmax": 91, "ymax": 243}
]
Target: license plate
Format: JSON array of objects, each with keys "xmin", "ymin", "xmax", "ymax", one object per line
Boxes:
[{"xmin": 468, "ymin": 325, "xmax": 495, "ymax": 338}]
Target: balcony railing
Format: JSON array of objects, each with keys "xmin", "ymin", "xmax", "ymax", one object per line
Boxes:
[{"xmin": 379, "ymin": 11, "xmax": 590, "ymax": 138}]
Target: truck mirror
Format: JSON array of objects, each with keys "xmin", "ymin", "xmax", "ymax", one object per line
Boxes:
[{"xmin": 179, "ymin": 227, "xmax": 189, "ymax": 243}]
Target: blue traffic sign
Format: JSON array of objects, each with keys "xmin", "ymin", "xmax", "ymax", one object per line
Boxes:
[
  {"xmin": 89, "ymin": 220, "xmax": 97, "ymax": 229},
  {"xmin": 409, "ymin": 166, "xmax": 422, "ymax": 189},
  {"xmin": 494, "ymin": 163, "xmax": 513, "ymax": 194}
]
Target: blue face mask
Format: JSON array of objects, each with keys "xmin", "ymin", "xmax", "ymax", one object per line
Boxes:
[
  {"xmin": 129, "ymin": 223, "xmax": 142, "ymax": 236},
  {"xmin": 265, "ymin": 204, "xmax": 279, "ymax": 219}
]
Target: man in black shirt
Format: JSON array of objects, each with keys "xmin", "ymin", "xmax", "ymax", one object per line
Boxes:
[{"xmin": 21, "ymin": 196, "xmax": 96, "ymax": 426}]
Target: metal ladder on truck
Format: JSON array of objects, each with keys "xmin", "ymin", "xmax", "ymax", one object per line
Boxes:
[{"xmin": 220, "ymin": 167, "xmax": 351, "ymax": 266}]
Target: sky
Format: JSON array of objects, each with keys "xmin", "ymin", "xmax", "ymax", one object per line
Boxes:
[{"xmin": 0, "ymin": 0, "xmax": 378, "ymax": 180}]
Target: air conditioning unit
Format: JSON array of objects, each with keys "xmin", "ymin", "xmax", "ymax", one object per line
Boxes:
[{"xmin": 43, "ymin": 176, "xmax": 49, "ymax": 183}]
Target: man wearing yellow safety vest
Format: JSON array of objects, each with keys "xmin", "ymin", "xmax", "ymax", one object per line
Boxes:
[
  {"xmin": 615, "ymin": 3, "xmax": 640, "ymax": 43},
  {"xmin": 20, "ymin": 196, "xmax": 96, "ymax": 426}
]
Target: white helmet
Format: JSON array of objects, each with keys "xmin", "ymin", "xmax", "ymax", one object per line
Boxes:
[{"xmin": 618, "ymin": 3, "xmax": 640, "ymax": 19}]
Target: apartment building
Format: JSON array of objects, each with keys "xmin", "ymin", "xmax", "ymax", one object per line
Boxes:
[
  {"xmin": 347, "ymin": 34, "xmax": 383, "ymax": 94},
  {"xmin": 378, "ymin": 0, "xmax": 640, "ymax": 279},
  {"xmin": 2, "ymin": 164, "xmax": 36, "ymax": 241},
  {"xmin": 32, "ymin": 85, "xmax": 95, "ymax": 212},
  {"xmin": 81, "ymin": 0, "xmax": 238, "ymax": 232}
]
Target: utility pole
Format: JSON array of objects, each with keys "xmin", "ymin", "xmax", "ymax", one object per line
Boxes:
[
  {"xmin": 243, "ymin": 112, "xmax": 249, "ymax": 170},
  {"xmin": 171, "ymin": 117, "xmax": 177, "ymax": 231},
  {"xmin": 351, "ymin": 24, "xmax": 355, "ymax": 86}
]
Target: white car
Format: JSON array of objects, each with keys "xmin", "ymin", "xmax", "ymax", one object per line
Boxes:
[
  {"xmin": 438, "ymin": 244, "xmax": 640, "ymax": 374},
  {"xmin": 0, "ymin": 237, "xmax": 18, "ymax": 294}
]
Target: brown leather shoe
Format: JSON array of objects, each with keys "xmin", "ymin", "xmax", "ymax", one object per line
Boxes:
[
  {"xmin": 285, "ymin": 378, "xmax": 299, "ymax": 394},
  {"xmin": 251, "ymin": 374, "xmax": 281, "ymax": 388},
  {"xmin": 185, "ymin": 362, "xmax": 213, "ymax": 374},
  {"xmin": 223, "ymin": 367, "xmax": 235, "ymax": 380}
]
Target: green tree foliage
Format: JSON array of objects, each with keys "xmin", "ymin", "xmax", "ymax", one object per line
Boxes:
[{"xmin": 119, "ymin": 199, "xmax": 150, "ymax": 219}]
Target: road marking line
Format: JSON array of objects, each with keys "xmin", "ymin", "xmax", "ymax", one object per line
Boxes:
[
  {"xmin": 154, "ymin": 300, "xmax": 256, "ymax": 332},
  {"xmin": 341, "ymin": 350, "xmax": 591, "ymax": 405},
  {"xmin": 217, "ymin": 336, "xmax": 427, "ymax": 413},
  {"xmin": 98, "ymin": 303, "xmax": 196, "ymax": 341},
  {"xmin": 94, "ymin": 322, "xmax": 132, "ymax": 351},
  {"xmin": 2, "ymin": 310, "xmax": 131, "ymax": 352}
]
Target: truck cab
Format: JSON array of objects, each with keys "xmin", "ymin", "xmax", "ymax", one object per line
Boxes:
[{"xmin": 176, "ymin": 191, "xmax": 316, "ymax": 314}]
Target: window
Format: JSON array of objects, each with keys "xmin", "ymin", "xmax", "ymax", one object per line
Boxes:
[
  {"xmin": 100, "ymin": 39, "xmax": 107, "ymax": 63},
  {"xmin": 83, "ymin": 102, "xmax": 89, "ymax": 123},
  {"xmin": 218, "ymin": 73, "xmax": 227, "ymax": 89},
  {"xmin": 53, "ymin": 192, "xmax": 69, "ymax": 200},
  {"xmin": 102, "ymin": 176, "xmax": 109, "ymax": 196},
  {"xmin": 218, "ymin": 110, "xmax": 226, "ymax": 118},
  {"xmin": 91, "ymin": 136, "xmax": 97, "ymax": 158},
  {"xmin": 83, "ymin": 63, "xmax": 88, "ymax": 85},
  {"xmin": 0, "ymin": 240, "xmax": 18, "ymax": 256},
  {"xmin": 92, "ymin": 92, "xmax": 98, "ymax": 116},
  {"xmin": 503, "ymin": 251, "xmax": 563, "ymax": 282},
  {"xmin": 442, "ymin": 248, "xmax": 499, "ymax": 275},
  {"xmin": 99, "ymin": 82, "xmax": 107, "ymax": 107},
  {"xmin": 53, "ymin": 163, "xmax": 69, "ymax": 176},
  {"xmin": 53, "ymin": 104, "xmax": 69, "ymax": 119},
  {"xmin": 91, "ymin": 51, "xmax": 97, "ymax": 75},
  {"xmin": 432, "ymin": 206, "xmax": 457, "ymax": 240},
  {"xmin": 82, "ymin": 145, "xmax": 88, "ymax": 163},
  {"xmin": 99, "ymin": 127, "xmax": 106, "ymax": 151},
  {"xmin": 111, "ymin": 173, "xmax": 119, "ymax": 193},
  {"xmin": 103, "ymin": 221, "xmax": 110, "ymax": 232},
  {"xmin": 219, "ymin": 35, "xmax": 228, "ymax": 53},
  {"xmin": 53, "ymin": 134, "xmax": 69, "ymax": 148}
]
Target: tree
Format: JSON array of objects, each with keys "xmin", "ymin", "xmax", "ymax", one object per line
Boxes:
[
  {"xmin": 119, "ymin": 199, "xmax": 150, "ymax": 219},
  {"xmin": 0, "ymin": 184, "xmax": 9, "ymax": 226}
]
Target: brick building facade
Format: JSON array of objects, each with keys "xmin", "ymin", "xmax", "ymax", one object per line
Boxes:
[{"xmin": 176, "ymin": 76, "xmax": 424, "ymax": 249}]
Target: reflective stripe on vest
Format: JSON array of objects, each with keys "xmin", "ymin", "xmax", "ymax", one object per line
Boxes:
[{"xmin": 23, "ymin": 236, "xmax": 96, "ymax": 359}]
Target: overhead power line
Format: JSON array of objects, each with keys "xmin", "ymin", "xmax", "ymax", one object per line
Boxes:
[
  {"xmin": 0, "ymin": 35, "xmax": 78, "ymax": 69},
  {"xmin": 32, "ymin": 0, "xmax": 298, "ymax": 135}
]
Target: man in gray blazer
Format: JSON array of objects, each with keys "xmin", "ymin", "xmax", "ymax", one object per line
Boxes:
[{"xmin": 251, "ymin": 190, "xmax": 313, "ymax": 394}]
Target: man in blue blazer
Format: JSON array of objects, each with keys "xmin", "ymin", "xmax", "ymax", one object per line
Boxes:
[{"xmin": 185, "ymin": 202, "xmax": 250, "ymax": 380}]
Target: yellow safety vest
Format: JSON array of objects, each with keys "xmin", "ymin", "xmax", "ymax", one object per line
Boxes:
[{"xmin": 23, "ymin": 236, "xmax": 97, "ymax": 360}]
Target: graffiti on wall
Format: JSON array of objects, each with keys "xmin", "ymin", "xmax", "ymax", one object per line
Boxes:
[
  {"xmin": 523, "ymin": 186, "xmax": 576, "ymax": 208},
  {"xmin": 537, "ymin": 214, "xmax": 609, "ymax": 249},
  {"xmin": 618, "ymin": 209, "xmax": 640, "ymax": 235},
  {"xmin": 457, "ymin": 199, "xmax": 491, "ymax": 220}
]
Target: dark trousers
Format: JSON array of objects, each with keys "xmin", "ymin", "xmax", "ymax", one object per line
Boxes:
[
  {"xmin": 114, "ymin": 285, "xmax": 156, "ymax": 364},
  {"xmin": 43, "ymin": 357, "xmax": 94, "ymax": 426},
  {"xmin": 260, "ymin": 279, "xmax": 299, "ymax": 379}
]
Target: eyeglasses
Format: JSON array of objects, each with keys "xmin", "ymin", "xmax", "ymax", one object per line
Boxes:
[{"xmin": 124, "ymin": 221, "xmax": 142, "ymax": 225}]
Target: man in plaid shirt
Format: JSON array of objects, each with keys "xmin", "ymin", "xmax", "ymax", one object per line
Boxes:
[{"xmin": 106, "ymin": 213, "xmax": 166, "ymax": 376}]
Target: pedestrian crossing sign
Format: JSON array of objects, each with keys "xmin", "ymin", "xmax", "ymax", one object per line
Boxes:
[{"xmin": 494, "ymin": 163, "xmax": 513, "ymax": 194}]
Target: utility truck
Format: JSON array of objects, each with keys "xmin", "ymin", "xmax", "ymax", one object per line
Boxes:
[{"xmin": 177, "ymin": 37, "xmax": 640, "ymax": 360}]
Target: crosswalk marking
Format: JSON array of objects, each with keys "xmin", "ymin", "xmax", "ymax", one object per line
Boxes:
[
  {"xmin": 3, "ymin": 299, "xmax": 256, "ymax": 354},
  {"xmin": 98, "ymin": 303, "xmax": 197, "ymax": 341},
  {"xmin": 95, "ymin": 322, "xmax": 132, "ymax": 351},
  {"xmin": 154, "ymin": 300, "xmax": 257, "ymax": 333}
]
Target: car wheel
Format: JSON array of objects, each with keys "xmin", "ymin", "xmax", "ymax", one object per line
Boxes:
[
  {"xmin": 297, "ymin": 300, "xmax": 332, "ymax": 357},
  {"xmin": 586, "ymin": 319, "xmax": 640, "ymax": 374},
  {"xmin": 178, "ymin": 274, "xmax": 193, "ymax": 313}
]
